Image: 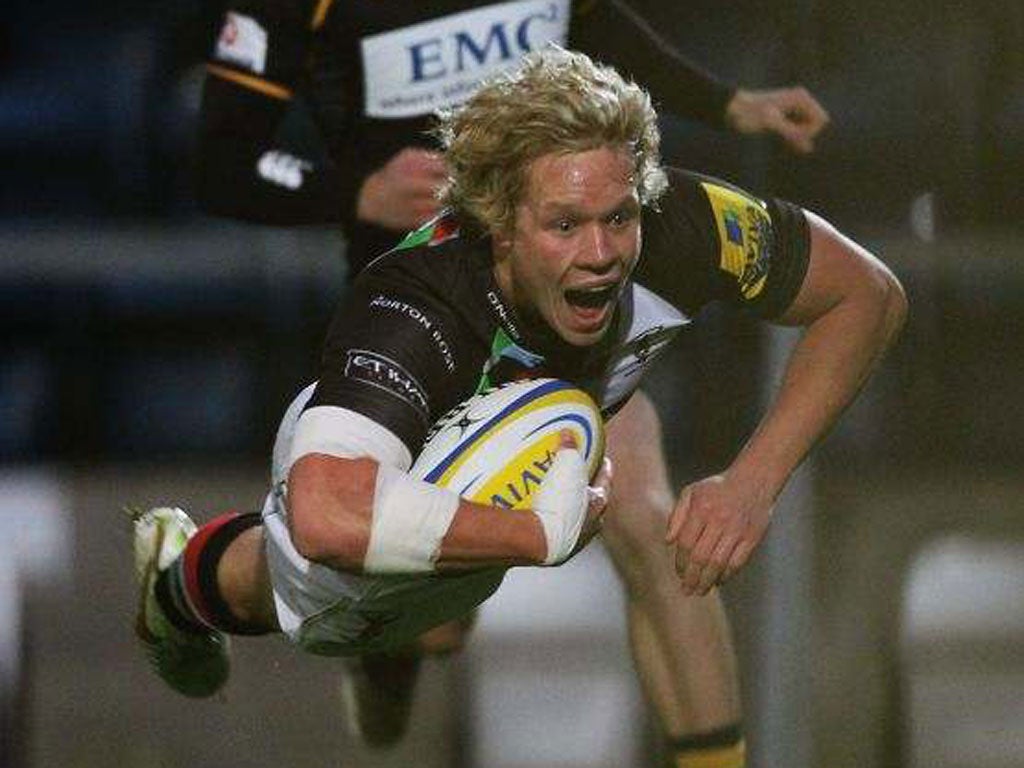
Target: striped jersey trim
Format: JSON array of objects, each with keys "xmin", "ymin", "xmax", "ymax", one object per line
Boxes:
[{"xmin": 206, "ymin": 63, "xmax": 293, "ymax": 100}]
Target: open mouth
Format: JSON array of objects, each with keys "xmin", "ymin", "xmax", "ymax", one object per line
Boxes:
[{"xmin": 564, "ymin": 283, "xmax": 618, "ymax": 311}]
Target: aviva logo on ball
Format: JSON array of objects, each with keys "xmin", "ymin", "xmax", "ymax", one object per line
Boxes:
[
  {"xmin": 475, "ymin": 434, "xmax": 564, "ymax": 509},
  {"xmin": 411, "ymin": 379, "xmax": 604, "ymax": 507}
]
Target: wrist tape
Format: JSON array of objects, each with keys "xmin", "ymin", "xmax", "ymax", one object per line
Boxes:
[
  {"xmin": 532, "ymin": 447, "xmax": 589, "ymax": 565},
  {"xmin": 364, "ymin": 463, "xmax": 460, "ymax": 573}
]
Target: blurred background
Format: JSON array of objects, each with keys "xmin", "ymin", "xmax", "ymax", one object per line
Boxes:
[{"xmin": 2, "ymin": 0, "xmax": 1023, "ymax": 766}]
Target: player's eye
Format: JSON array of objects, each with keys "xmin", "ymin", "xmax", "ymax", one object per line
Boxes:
[
  {"xmin": 555, "ymin": 217, "xmax": 576, "ymax": 233},
  {"xmin": 607, "ymin": 208, "xmax": 635, "ymax": 228}
]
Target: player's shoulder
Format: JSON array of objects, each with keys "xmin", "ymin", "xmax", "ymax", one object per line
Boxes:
[
  {"xmin": 362, "ymin": 213, "xmax": 481, "ymax": 295},
  {"xmin": 657, "ymin": 167, "xmax": 768, "ymax": 215},
  {"xmin": 644, "ymin": 167, "xmax": 776, "ymax": 248}
]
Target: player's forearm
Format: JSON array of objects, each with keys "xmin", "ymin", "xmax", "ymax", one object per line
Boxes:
[
  {"xmin": 436, "ymin": 502, "xmax": 547, "ymax": 569},
  {"xmin": 287, "ymin": 454, "xmax": 546, "ymax": 573},
  {"xmin": 729, "ymin": 243, "xmax": 906, "ymax": 497}
]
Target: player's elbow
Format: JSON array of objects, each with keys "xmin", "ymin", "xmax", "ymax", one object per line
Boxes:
[
  {"xmin": 866, "ymin": 262, "xmax": 908, "ymax": 347},
  {"xmin": 286, "ymin": 454, "xmax": 377, "ymax": 570},
  {"xmin": 833, "ymin": 240, "xmax": 909, "ymax": 350}
]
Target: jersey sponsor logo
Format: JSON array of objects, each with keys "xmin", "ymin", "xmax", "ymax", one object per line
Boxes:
[
  {"xmin": 344, "ymin": 349, "xmax": 429, "ymax": 417},
  {"xmin": 214, "ymin": 12, "xmax": 268, "ymax": 74},
  {"xmin": 486, "ymin": 289, "xmax": 524, "ymax": 342},
  {"xmin": 701, "ymin": 182, "xmax": 773, "ymax": 300},
  {"xmin": 256, "ymin": 151, "xmax": 311, "ymax": 190},
  {"xmin": 369, "ymin": 295, "xmax": 456, "ymax": 372},
  {"xmin": 360, "ymin": 0, "xmax": 570, "ymax": 118}
]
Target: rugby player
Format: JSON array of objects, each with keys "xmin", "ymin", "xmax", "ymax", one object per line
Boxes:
[
  {"xmin": 194, "ymin": 5, "xmax": 829, "ymax": 765},
  {"xmin": 140, "ymin": 47, "xmax": 898, "ymax": 768}
]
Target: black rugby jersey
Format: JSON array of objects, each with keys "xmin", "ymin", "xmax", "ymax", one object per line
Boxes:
[
  {"xmin": 196, "ymin": 0, "xmax": 734, "ymax": 272},
  {"xmin": 307, "ymin": 168, "xmax": 810, "ymax": 454}
]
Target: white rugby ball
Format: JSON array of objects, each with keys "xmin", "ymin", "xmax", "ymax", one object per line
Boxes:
[{"xmin": 410, "ymin": 378, "xmax": 605, "ymax": 509}]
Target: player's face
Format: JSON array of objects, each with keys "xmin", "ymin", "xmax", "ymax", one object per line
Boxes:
[{"xmin": 493, "ymin": 145, "xmax": 642, "ymax": 347}]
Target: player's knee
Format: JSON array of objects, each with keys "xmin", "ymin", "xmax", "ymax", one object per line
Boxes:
[
  {"xmin": 602, "ymin": 510, "xmax": 673, "ymax": 595},
  {"xmin": 602, "ymin": 392, "xmax": 680, "ymax": 590},
  {"xmin": 603, "ymin": 496, "xmax": 664, "ymax": 553}
]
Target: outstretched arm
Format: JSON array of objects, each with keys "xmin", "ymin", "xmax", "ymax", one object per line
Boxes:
[
  {"xmin": 666, "ymin": 211, "xmax": 907, "ymax": 594},
  {"xmin": 573, "ymin": 0, "xmax": 830, "ymax": 152}
]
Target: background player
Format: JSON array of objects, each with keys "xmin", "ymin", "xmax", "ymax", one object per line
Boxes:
[{"xmin": 195, "ymin": 0, "xmax": 830, "ymax": 275}]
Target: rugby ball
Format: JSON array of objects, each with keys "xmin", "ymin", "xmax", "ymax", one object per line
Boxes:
[{"xmin": 410, "ymin": 378, "xmax": 604, "ymax": 508}]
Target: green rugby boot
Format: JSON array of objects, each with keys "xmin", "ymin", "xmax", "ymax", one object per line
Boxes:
[{"xmin": 132, "ymin": 506, "xmax": 230, "ymax": 698}]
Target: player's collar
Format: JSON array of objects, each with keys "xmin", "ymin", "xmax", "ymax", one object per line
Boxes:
[{"xmin": 468, "ymin": 237, "xmax": 626, "ymax": 377}]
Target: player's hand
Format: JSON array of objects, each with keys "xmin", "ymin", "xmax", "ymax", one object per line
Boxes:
[
  {"xmin": 356, "ymin": 147, "xmax": 447, "ymax": 230},
  {"xmin": 724, "ymin": 87, "xmax": 830, "ymax": 154},
  {"xmin": 664, "ymin": 472, "xmax": 774, "ymax": 595},
  {"xmin": 533, "ymin": 430, "xmax": 611, "ymax": 565},
  {"xmin": 575, "ymin": 453, "xmax": 613, "ymax": 557},
  {"xmin": 560, "ymin": 427, "xmax": 612, "ymax": 559}
]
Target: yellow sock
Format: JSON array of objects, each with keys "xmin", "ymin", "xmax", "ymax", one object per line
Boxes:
[
  {"xmin": 674, "ymin": 739, "xmax": 745, "ymax": 768},
  {"xmin": 670, "ymin": 724, "xmax": 745, "ymax": 768}
]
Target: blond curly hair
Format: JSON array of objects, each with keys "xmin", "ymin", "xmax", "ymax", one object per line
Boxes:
[{"xmin": 434, "ymin": 45, "xmax": 667, "ymax": 234}]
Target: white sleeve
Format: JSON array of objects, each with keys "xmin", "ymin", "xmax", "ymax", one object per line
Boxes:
[
  {"xmin": 289, "ymin": 404, "xmax": 456, "ymax": 573},
  {"xmin": 289, "ymin": 405, "xmax": 413, "ymax": 471}
]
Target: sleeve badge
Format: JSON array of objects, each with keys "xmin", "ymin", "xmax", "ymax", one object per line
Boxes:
[{"xmin": 701, "ymin": 181, "xmax": 773, "ymax": 300}]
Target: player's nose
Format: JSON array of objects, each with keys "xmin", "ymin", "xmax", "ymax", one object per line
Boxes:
[{"xmin": 578, "ymin": 223, "xmax": 617, "ymax": 270}]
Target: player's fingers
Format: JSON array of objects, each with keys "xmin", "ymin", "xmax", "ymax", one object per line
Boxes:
[
  {"xmin": 586, "ymin": 459, "xmax": 612, "ymax": 511},
  {"xmin": 557, "ymin": 428, "xmax": 580, "ymax": 451},
  {"xmin": 676, "ymin": 506, "xmax": 706, "ymax": 550},
  {"xmin": 591, "ymin": 456, "xmax": 613, "ymax": 496},
  {"xmin": 784, "ymin": 87, "xmax": 830, "ymax": 127},
  {"xmin": 699, "ymin": 536, "xmax": 739, "ymax": 592},
  {"xmin": 682, "ymin": 526, "xmax": 726, "ymax": 595},
  {"xmin": 788, "ymin": 131, "xmax": 816, "ymax": 154},
  {"xmin": 665, "ymin": 486, "xmax": 692, "ymax": 543},
  {"xmin": 762, "ymin": 109, "xmax": 816, "ymax": 154},
  {"xmin": 673, "ymin": 516, "xmax": 708, "ymax": 582},
  {"xmin": 721, "ymin": 539, "xmax": 756, "ymax": 583},
  {"xmin": 681, "ymin": 531, "xmax": 720, "ymax": 594},
  {"xmin": 694, "ymin": 565, "xmax": 721, "ymax": 595},
  {"xmin": 680, "ymin": 557, "xmax": 702, "ymax": 594},
  {"xmin": 586, "ymin": 484, "xmax": 608, "ymax": 516}
]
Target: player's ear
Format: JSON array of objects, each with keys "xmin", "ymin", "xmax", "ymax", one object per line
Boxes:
[
  {"xmin": 492, "ymin": 225, "xmax": 515, "ymax": 255},
  {"xmin": 490, "ymin": 204, "xmax": 520, "ymax": 250}
]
